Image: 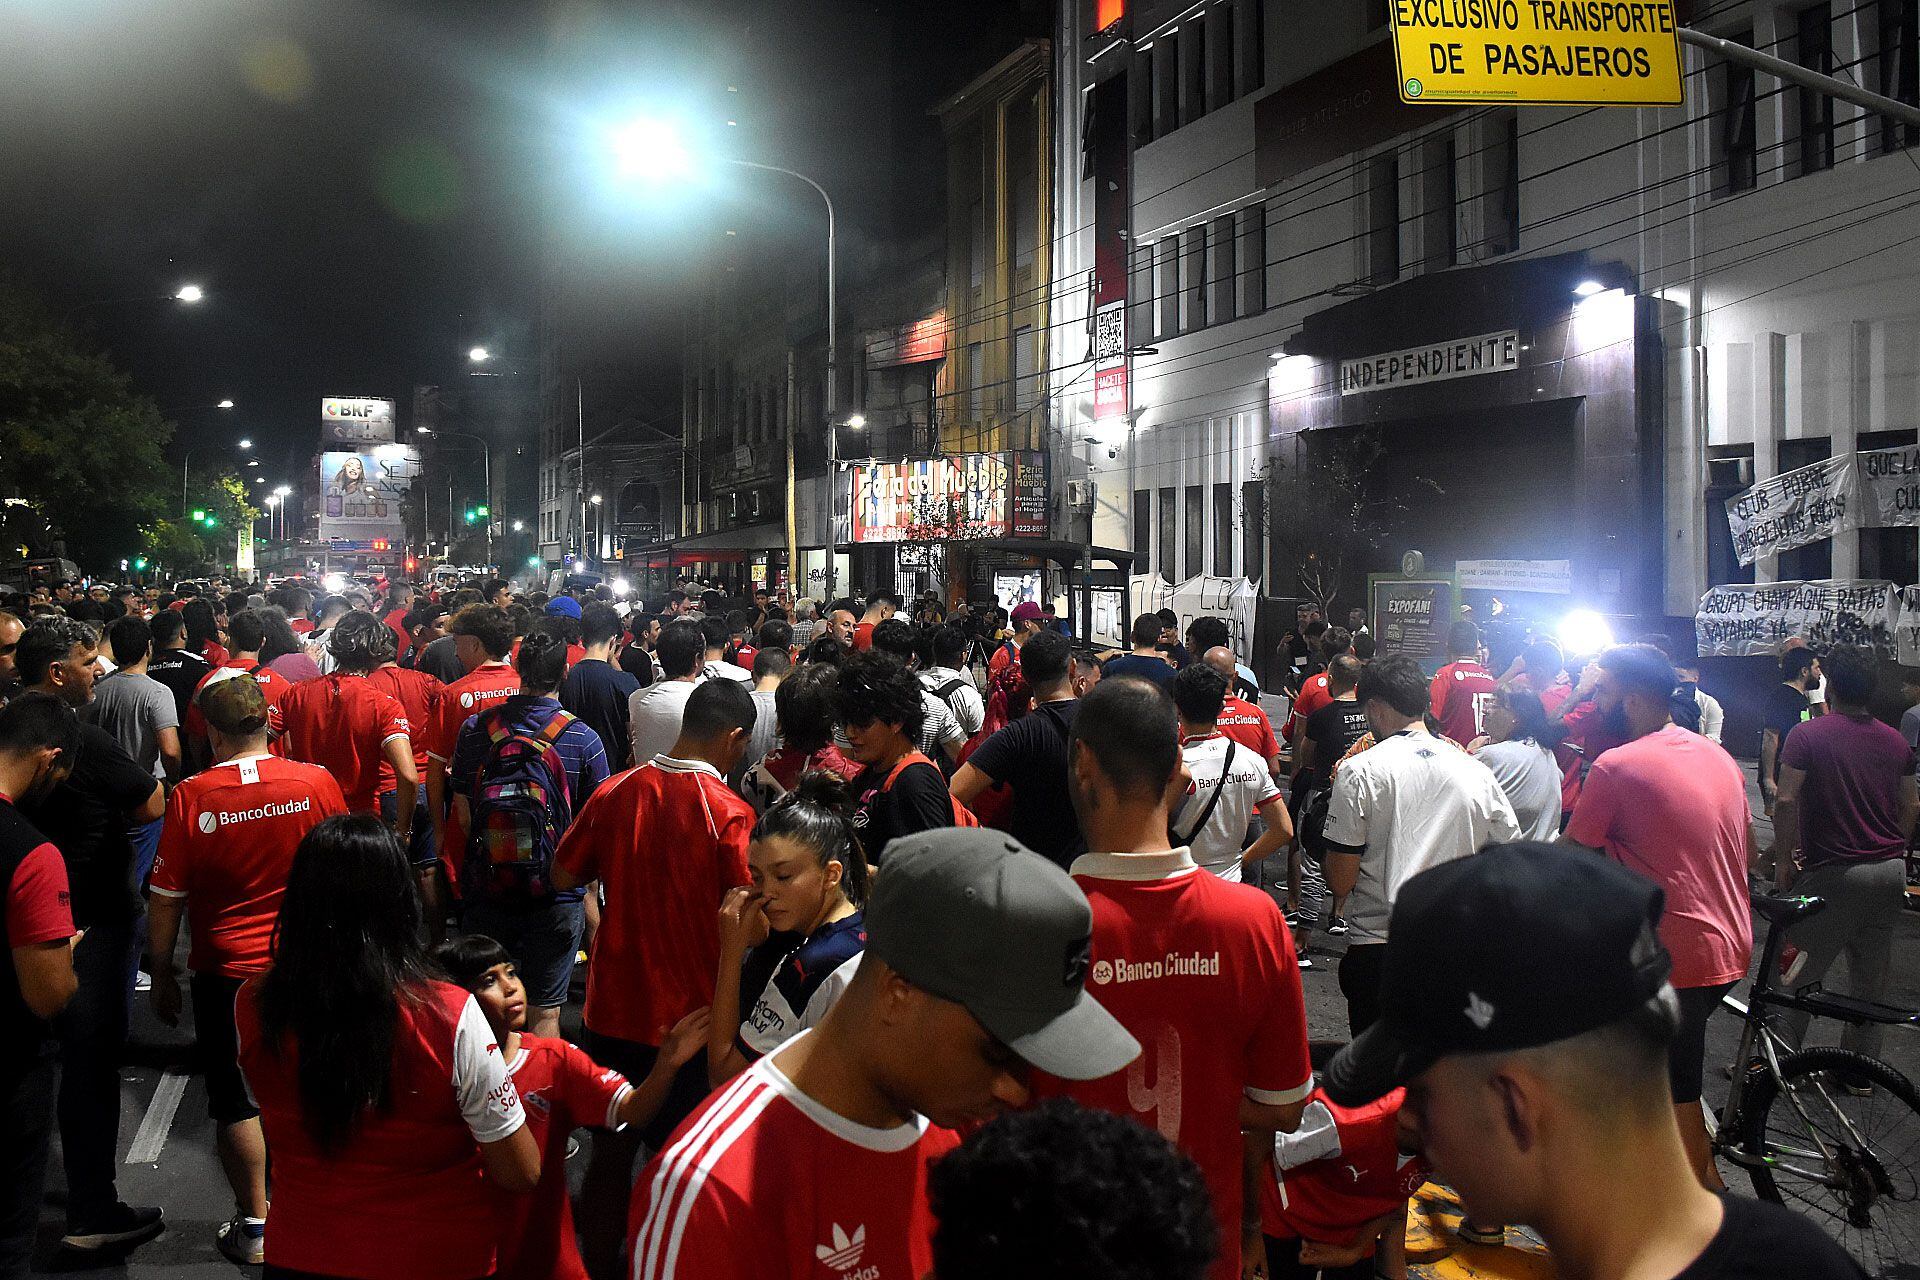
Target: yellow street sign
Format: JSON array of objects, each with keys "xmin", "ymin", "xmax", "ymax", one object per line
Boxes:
[{"xmin": 1389, "ymin": 0, "xmax": 1684, "ymax": 107}]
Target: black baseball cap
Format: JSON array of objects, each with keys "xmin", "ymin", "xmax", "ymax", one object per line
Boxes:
[
  {"xmin": 1325, "ymin": 842, "xmax": 1672, "ymax": 1108},
  {"xmin": 865, "ymin": 828, "xmax": 1139, "ymax": 1081}
]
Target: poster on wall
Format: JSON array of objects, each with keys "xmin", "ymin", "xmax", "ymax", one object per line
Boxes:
[
  {"xmin": 847, "ymin": 453, "xmax": 1047, "ymax": 543},
  {"xmin": 1369, "ymin": 576, "xmax": 1457, "ymax": 673},
  {"xmin": 1694, "ymin": 580, "xmax": 1896, "ymax": 658},
  {"xmin": 318, "ymin": 447, "xmax": 418, "ymax": 544}
]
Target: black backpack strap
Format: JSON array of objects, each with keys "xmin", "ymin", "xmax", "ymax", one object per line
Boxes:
[{"xmin": 1172, "ymin": 740, "xmax": 1236, "ymax": 846}]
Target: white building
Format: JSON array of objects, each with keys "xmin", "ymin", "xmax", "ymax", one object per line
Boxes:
[{"xmin": 1048, "ymin": 0, "xmax": 1920, "ymax": 637}]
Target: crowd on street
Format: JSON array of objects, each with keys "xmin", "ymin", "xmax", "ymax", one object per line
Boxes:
[{"xmin": 2, "ymin": 570, "xmax": 1906, "ymax": 1280}]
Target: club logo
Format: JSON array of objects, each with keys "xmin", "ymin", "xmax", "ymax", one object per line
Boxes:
[
  {"xmin": 198, "ymin": 811, "xmax": 218, "ymax": 834},
  {"xmin": 815, "ymin": 1223, "xmax": 866, "ymax": 1272},
  {"xmin": 1091, "ymin": 960, "xmax": 1114, "ymax": 986},
  {"xmin": 461, "ymin": 691, "xmax": 476, "ymax": 708},
  {"xmin": 1465, "ymin": 992, "xmax": 1496, "ymax": 1030}
]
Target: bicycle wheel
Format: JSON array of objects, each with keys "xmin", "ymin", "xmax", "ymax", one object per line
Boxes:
[{"xmin": 1738, "ymin": 1045, "xmax": 1920, "ymax": 1274}]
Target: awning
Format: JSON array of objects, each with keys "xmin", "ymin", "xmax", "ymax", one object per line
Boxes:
[{"xmin": 669, "ymin": 523, "xmax": 789, "ymax": 553}]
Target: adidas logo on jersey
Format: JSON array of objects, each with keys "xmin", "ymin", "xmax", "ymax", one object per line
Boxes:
[
  {"xmin": 198, "ymin": 797, "xmax": 313, "ymax": 833},
  {"xmin": 815, "ymin": 1223, "xmax": 867, "ymax": 1273}
]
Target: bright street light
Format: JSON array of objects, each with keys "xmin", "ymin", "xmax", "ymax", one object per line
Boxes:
[
  {"xmin": 845, "ymin": 414, "xmax": 867, "ymax": 429},
  {"xmin": 247, "ymin": 459, "xmax": 260, "ymax": 467},
  {"xmin": 590, "ymin": 493, "xmax": 603, "ymax": 505},
  {"xmin": 175, "ymin": 285, "xmax": 205, "ymax": 303},
  {"xmin": 609, "ymin": 117, "xmax": 693, "ymax": 182},
  {"xmin": 511, "ymin": 519, "xmax": 525, "ymax": 532},
  {"xmin": 469, "ymin": 346, "xmax": 491, "ymax": 363},
  {"xmin": 217, "ymin": 400, "xmax": 234, "ymax": 409},
  {"xmin": 1573, "ymin": 279, "xmax": 1607, "ymax": 297},
  {"xmin": 416, "ymin": 425, "xmax": 432, "ymax": 435},
  {"xmin": 237, "ymin": 438, "xmax": 251, "ymax": 449},
  {"xmin": 274, "ymin": 484, "xmax": 292, "ymax": 497}
]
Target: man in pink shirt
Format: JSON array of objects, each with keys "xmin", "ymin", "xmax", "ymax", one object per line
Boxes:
[{"xmin": 1563, "ymin": 643, "xmax": 1753, "ymax": 1191}]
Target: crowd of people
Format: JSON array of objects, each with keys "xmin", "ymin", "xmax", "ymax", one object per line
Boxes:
[{"xmin": 0, "ymin": 571, "xmax": 1891, "ymax": 1280}]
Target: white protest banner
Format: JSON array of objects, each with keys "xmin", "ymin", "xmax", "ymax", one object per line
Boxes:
[
  {"xmin": 1858, "ymin": 445, "xmax": 1920, "ymax": 529},
  {"xmin": 1128, "ymin": 575, "xmax": 1259, "ymax": 658},
  {"xmin": 1695, "ymin": 580, "xmax": 1896, "ymax": 658},
  {"xmin": 1725, "ymin": 455, "xmax": 1856, "ymax": 567},
  {"xmin": 1896, "ymin": 587, "xmax": 1920, "ymax": 667},
  {"xmin": 1456, "ymin": 558, "xmax": 1571, "ymax": 594}
]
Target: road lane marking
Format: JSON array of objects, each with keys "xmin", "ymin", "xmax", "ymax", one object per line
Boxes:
[{"xmin": 124, "ymin": 1069, "xmax": 189, "ymax": 1165}]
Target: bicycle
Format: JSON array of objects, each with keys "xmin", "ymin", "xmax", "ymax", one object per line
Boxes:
[{"xmin": 1710, "ymin": 892, "xmax": 1920, "ymax": 1272}]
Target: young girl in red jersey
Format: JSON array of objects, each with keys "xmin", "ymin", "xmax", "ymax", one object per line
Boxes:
[
  {"xmin": 1256, "ymin": 1085, "xmax": 1430, "ymax": 1280},
  {"xmin": 708, "ymin": 773, "xmax": 869, "ymax": 1087},
  {"xmin": 433, "ymin": 936, "xmax": 709, "ymax": 1280}
]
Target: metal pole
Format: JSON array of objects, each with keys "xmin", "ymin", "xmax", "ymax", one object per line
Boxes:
[
  {"xmin": 181, "ymin": 452, "xmax": 191, "ymax": 516},
  {"xmin": 1679, "ymin": 27, "xmax": 1920, "ymax": 129},
  {"xmin": 484, "ymin": 446, "xmax": 494, "ymax": 570},
  {"xmin": 576, "ymin": 378, "xmax": 587, "ymax": 564}
]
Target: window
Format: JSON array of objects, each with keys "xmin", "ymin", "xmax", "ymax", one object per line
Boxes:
[
  {"xmin": 1158, "ymin": 487, "xmax": 1177, "ymax": 582},
  {"xmin": 1483, "ymin": 112, "xmax": 1520, "ymax": 254},
  {"xmin": 1237, "ymin": 204, "xmax": 1266, "ymax": 316},
  {"xmin": 1184, "ymin": 485, "xmax": 1204, "ymax": 578},
  {"xmin": 1010, "ymin": 94, "xmax": 1038, "ymax": 271},
  {"xmin": 1797, "ymin": 5, "xmax": 1836, "ymax": 175},
  {"xmin": 1421, "ymin": 137, "xmax": 1458, "ymax": 270},
  {"xmin": 1182, "ymin": 225, "xmax": 1209, "ymax": 332},
  {"xmin": 1241, "ymin": 480, "xmax": 1263, "ymax": 584},
  {"xmin": 1208, "ymin": 215, "xmax": 1236, "ymax": 323},
  {"xmin": 1714, "ymin": 31, "xmax": 1758, "ymax": 196},
  {"xmin": 1880, "ymin": 0, "xmax": 1918, "ymax": 155},
  {"xmin": 967, "ymin": 342, "xmax": 984, "ymax": 419},
  {"xmin": 1154, "ymin": 239, "xmax": 1180, "ymax": 340},
  {"xmin": 1131, "ymin": 45, "xmax": 1156, "ymax": 145},
  {"xmin": 969, "ymin": 198, "xmax": 986, "ymax": 289},
  {"xmin": 1134, "ymin": 488, "xmax": 1152, "ymax": 564},
  {"xmin": 1367, "ymin": 151, "xmax": 1400, "ymax": 283},
  {"xmin": 1206, "ymin": 2, "xmax": 1233, "ymax": 113},
  {"xmin": 1153, "ymin": 36, "xmax": 1179, "ymax": 138},
  {"xmin": 1212, "ymin": 482, "xmax": 1234, "ymax": 575},
  {"xmin": 1179, "ymin": 15, "xmax": 1206, "ymax": 126},
  {"xmin": 1013, "ymin": 326, "xmax": 1036, "ymax": 415},
  {"xmin": 1236, "ymin": 0, "xmax": 1265, "ymax": 96}
]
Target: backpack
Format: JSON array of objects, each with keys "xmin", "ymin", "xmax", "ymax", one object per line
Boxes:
[
  {"xmin": 463, "ymin": 703, "xmax": 576, "ymax": 903},
  {"xmin": 881, "ymin": 751, "xmax": 979, "ymax": 828}
]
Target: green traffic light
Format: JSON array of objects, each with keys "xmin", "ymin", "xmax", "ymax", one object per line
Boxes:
[
  {"xmin": 476, "ymin": 505, "xmax": 489, "ymax": 517},
  {"xmin": 191, "ymin": 508, "xmax": 206, "ymax": 523}
]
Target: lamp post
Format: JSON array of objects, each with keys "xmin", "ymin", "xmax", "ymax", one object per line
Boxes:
[
  {"xmin": 419, "ymin": 426, "xmax": 493, "ymax": 568},
  {"xmin": 178, "ymin": 407, "xmax": 243, "ymax": 514},
  {"xmin": 590, "ymin": 493, "xmax": 604, "ymax": 565},
  {"xmin": 609, "ymin": 121, "xmax": 846, "ymax": 594},
  {"xmin": 67, "ymin": 284, "xmax": 206, "ymax": 321}
]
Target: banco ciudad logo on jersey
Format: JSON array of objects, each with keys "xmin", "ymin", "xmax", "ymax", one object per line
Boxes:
[
  {"xmin": 814, "ymin": 1223, "xmax": 866, "ymax": 1273},
  {"xmin": 203, "ymin": 797, "xmax": 313, "ymax": 832}
]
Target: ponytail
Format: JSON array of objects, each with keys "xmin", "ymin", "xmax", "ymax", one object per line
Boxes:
[{"xmin": 753, "ymin": 770, "xmax": 867, "ymax": 906}]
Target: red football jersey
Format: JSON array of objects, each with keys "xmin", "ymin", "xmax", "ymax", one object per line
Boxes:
[
  {"xmin": 384, "ymin": 607, "xmax": 413, "ymax": 659},
  {"xmin": 1259, "ymin": 1088, "xmax": 1431, "ymax": 1247},
  {"xmin": 1036, "ymin": 850, "xmax": 1313, "ymax": 1280},
  {"xmin": 188, "ymin": 663, "xmax": 294, "ymax": 748},
  {"xmin": 628, "ymin": 1045, "xmax": 960, "ymax": 1280},
  {"xmin": 496, "ymin": 1035, "xmax": 631, "ymax": 1280},
  {"xmin": 276, "ymin": 674, "xmax": 412, "ymax": 813},
  {"xmin": 1284, "ymin": 673, "xmax": 1331, "ymax": 744},
  {"xmin": 366, "ymin": 664, "xmax": 445, "ymax": 775},
  {"xmin": 1428, "ymin": 661, "xmax": 1499, "ymax": 747},
  {"xmin": 150, "ymin": 755, "xmax": 348, "ymax": 976},
  {"xmin": 1218, "ymin": 695, "xmax": 1280, "ymax": 761},
  {"xmin": 554, "ymin": 756, "xmax": 753, "ymax": 1045},
  {"xmin": 430, "ymin": 662, "xmax": 522, "ymax": 764},
  {"xmin": 236, "ymin": 981, "xmax": 524, "ymax": 1280}
]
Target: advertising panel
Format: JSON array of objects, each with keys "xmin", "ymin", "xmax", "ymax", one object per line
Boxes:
[
  {"xmin": 1369, "ymin": 575, "xmax": 1458, "ymax": 674},
  {"xmin": 319, "ymin": 446, "xmax": 418, "ymax": 544},
  {"xmin": 848, "ymin": 452, "xmax": 1047, "ymax": 543},
  {"xmin": 321, "ymin": 396, "xmax": 397, "ymax": 445}
]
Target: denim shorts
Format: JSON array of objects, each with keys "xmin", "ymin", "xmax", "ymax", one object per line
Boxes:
[{"xmin": 459, "ymin": 897, "xmax": 585, "ymax": 1009}]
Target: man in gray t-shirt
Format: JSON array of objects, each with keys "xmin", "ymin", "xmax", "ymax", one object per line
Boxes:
[{"xmin": 88, "ymin": 617, "xmax": 183, "ymax": 782}]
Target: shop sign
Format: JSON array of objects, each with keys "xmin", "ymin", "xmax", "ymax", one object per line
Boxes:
[
  {"xmin": 1369, "ymin": 575, "xmax": 1459, "ymax": 673},
  {"xmin": 847, "ymin": 451, "xmax": 1048, "ymax": 543},
  {"xmin": 1340, "ymin": 330, "xmax": 1520, "ymax": 396},
  {"xmin": 321, "ymin": 395, "xmax": 397, "ymax": 445},
  {"xmin": 1389, "ymin": 0, "xmax": 1684, "ymax": 107},
  {"xmin": 1457, "ymin": 558, "xmax": 1571, "ymax": 594}
]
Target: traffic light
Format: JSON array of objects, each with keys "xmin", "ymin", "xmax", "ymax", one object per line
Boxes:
[
  {"xmin": 405, "ymin": 556, "xmax": 418, "ymax": 574},
  {"xmin": 463, "ymin": 508, "xmax": 477, "ymax": 524},
  {"xmin": 133, "ymin": 557, "xmax": 148, "ymax": 571},
  {"xmin": 191, "ymin": 508, "xmax": 206, "ymax": 523},
  {"xmin": 475, "ymin": 505, "xmax": 489, "ymax": 518},
  {"xmin": 371, "ymin": 539, "xmax": 390, "ymax": 552},
  {"xmin": 204, "ymin": 515, "xmax": 218, "ymax": 528}
]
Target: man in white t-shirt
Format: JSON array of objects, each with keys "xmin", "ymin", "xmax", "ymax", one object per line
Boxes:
[
  {"xmin": 628, "ymin": 621, "xmax": 706, "ymax": 767},
  {"xmin": 1322, "ymin": 654, "xmax": 1520, "ymax": 1037},
  {"xmin": 1169, "ymin": 664, "xmax": 1291, "ymax": 882}
]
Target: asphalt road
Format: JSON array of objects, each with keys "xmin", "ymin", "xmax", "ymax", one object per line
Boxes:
[{"xmin": 29, "ymin": 784, "xmax": 1920, "ymax": 1278}]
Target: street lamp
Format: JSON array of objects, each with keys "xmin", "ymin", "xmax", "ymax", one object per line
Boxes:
[
  {"xmin": 217, "ymin": 399, "xmax": 234, "ymax": 409},
  {"xmin": 419, "ymin": 425, "xmax": 494, "ymax": 567},
  {"xmin": 67, "ymin": 285, "xmax": 208, "ymax": 322},
  {"xmin": 468, "ymin": 346, "xmax": 490, "ymax": 363},
  {"xmin": 237, "ymin": 438, "xmax": 251, "ymax": 450},
  {"xmin": 612, "ymin": 117, "xmax": 844, "ymax": 591},
  {"xmin": 175, "ymin": 284, "xmax": 205, "ymax": 303}
]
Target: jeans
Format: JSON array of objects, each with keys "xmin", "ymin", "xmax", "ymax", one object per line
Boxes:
[
  {"xmin": 54, "ymin": 912, "xmax": 137, "ymax": 1223},
  {"xmin": 1784, "ymin": 857, "xmax": 1908, "ymax": 1059},
  {"xmin": 0, "ymin": 1052, "xmax": 57, "ymax": 1279},
  {"xmin": 128, "ymin": 817, "xmax": 163, "ymax": 1000},
  {"xmin": 460, "ymin": 897, "xmax": 584, "ymax": 1010}
]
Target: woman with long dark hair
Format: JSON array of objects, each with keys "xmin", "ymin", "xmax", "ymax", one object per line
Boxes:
[
  {"xmin": 708, "ymin": 772, "xmax": 869, "ymax": 1086},
  {"xmin": 1472, "ymin": 686, "xmax": 1565, "ymax": 842},
  {"xmin": 236, "ymin": 815, "xmax": 538, "ymax": 1280},
  {"xmin": 182, "ymin": 597, "xmax": 229, "ymax": 668}
]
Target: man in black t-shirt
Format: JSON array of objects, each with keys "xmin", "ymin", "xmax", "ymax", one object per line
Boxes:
[
  {"xmin": 561, "ymin": 602, "xmax": 642, "ymax": 770},
  {"xmin": 1324, "ymin": 845, "xmax": 1864, "ymax": 1280},
  {"xmin": 14, "ymin": 619, "xmax": 167, "ymax": 1254},
  {"xmin": 951, "ymin": 631, "xmax": 1080, "ymax": 868},
  {"xmin": 837, "ymin": 652, "xmax": 953, "ymax": 864},
  {"xmin": 145, "ymin": 609, "xmax": 212, "ymax": 732},
  {"xmin": 1760, "ymin": 647, "xmax": 1819, "ymax": 816}
]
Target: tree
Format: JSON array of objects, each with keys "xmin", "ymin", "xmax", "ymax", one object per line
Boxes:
[
  {"xmin": 1258, "ymin": 426, "xmax": 1443, "ymax": 614},
  {"xmin": 0, "ymin": 282, "xmax": 177, "ymax": 571}
]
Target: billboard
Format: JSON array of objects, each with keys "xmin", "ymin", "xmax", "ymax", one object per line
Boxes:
[
  {"xmin": 321, "ymin": 396, "xmax": 397, "ymax": 445},
  {"xmin": 847, "ymin": 452, "xmax": 1048, "ymax": 543},
  {"xmin": 319, "ymin": 446, "xmax": 418, "ymax": 544}
]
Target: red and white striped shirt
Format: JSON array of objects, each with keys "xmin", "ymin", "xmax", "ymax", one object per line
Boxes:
[{"xmin": 627, "ymin": 1038, "xmax": 958, "ymax": 1280}]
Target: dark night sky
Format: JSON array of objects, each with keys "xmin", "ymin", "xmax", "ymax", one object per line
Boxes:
[{"xmin": 1, "ymin": 0, "xmax": 1044, "ymax": 489}]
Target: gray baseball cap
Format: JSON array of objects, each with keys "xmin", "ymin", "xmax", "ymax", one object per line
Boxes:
[{"xmin": 865, "ymin": 828, "xmax": 1139, "ymax": 1081}]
